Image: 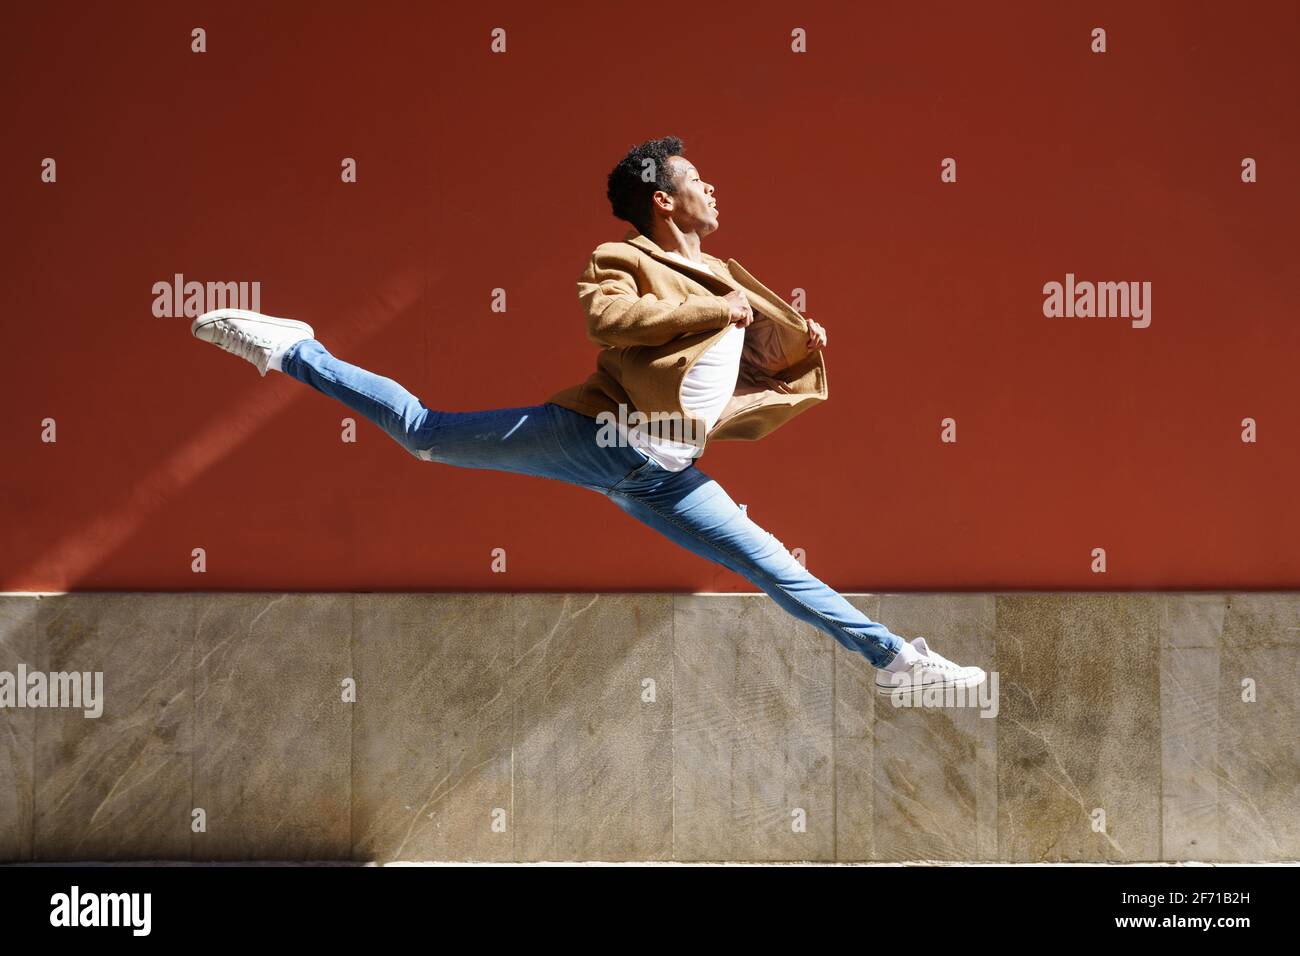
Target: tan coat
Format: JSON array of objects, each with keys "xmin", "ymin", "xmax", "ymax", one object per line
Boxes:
[{"xmin": 547, "ymin": 230, "xmax": 828, "ymax": 454}]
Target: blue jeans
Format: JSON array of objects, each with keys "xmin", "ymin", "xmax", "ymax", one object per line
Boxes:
[{"xmin": 281, "ymin": 339, "xmax": 906, "ymax": 668}]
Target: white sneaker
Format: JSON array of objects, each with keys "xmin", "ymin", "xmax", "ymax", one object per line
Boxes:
[
  {"xmin": 191, "ymin": 308, "xmax": 315, "ymax": 377},
  {"xmin": 875, "ymin": 637, "xmax": 986, "ymax": 696}
]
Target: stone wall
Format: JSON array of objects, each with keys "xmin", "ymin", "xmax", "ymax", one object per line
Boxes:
[{"xmin": 0, "ymin": 593, "xmax": 1295, "ymax": 862}]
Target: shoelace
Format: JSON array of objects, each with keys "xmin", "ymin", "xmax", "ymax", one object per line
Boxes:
[
  {"xmin": 916, "ymin": 650, "xmax": 963, "ymax": 672},
  {"xmin": 215, "ymin": 322, "xmax": 272, "ymax": 365}
]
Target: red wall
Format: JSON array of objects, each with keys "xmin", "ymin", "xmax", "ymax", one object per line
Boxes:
[{"xmin": 2, "ymin": 0, "xmax": 1298, "ymax": 592}]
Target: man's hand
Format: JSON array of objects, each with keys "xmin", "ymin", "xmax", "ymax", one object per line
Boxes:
[
  {"xmin": 723, "ymin": 289, "xmax": 754, "ymax": 328},
  {"xmin": 805, "ymin": 317, "xmax": 828, "ymax": 350}
]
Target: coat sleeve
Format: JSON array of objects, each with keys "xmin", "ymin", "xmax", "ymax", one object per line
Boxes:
[{"xmin": 577, "ymin": 248, "xmax": 734, "ymax": 348}]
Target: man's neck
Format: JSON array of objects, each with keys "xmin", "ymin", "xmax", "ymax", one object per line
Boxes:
[{"xmin": 649, "ymin": 222, "xmax": 704, "ymax": 262}]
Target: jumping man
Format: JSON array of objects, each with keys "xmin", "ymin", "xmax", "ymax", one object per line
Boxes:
[{"xmin": 190, "ymin": 135, "xmax": 985, "ymax": 696}]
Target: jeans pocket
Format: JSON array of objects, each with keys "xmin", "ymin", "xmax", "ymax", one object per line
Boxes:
[{"xmin": 608, "ymin": 445, "xmax": 657, "ymax": 492}]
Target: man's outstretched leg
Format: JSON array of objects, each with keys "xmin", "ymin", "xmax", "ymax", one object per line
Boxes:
[
  {"xmin": 605, "ymin": 459, "xmax": 987, "ymax": 694},
  {"xmin": 189, "ymin": 308, "xmax": 655, "ymax": 491}
]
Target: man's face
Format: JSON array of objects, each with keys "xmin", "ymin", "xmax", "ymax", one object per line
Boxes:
[{"xmin": 657, "ymin": 156, "xmax": 719, "ymax": 235}]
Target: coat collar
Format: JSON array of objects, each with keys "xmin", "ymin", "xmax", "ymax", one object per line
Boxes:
[
  {"xmin": 620, "ymin": 229, "xmax": 808, "ymax": 334},
  {"xmin": 623, "ymin": 229, "xmax": 728, "ymax": 272}
]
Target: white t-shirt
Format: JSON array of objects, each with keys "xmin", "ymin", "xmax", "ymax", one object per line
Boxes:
[{"xmin": 619, "ymin": 250, "xmax": 745, "ymax": 472}]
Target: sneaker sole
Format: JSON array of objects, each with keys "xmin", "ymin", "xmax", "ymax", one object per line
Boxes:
[{"xmin": 191, "ymin": 308, "xmax": 315, "ymax": 340}]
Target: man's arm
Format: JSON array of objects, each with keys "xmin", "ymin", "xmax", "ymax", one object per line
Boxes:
[{"xmin": 578, "ymin": 248, "xmax": 734, "ymax": 348}]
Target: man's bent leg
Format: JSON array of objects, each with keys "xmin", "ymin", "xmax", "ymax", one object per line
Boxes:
[{"xmin": 605, "ymin": 463, "xmax": 906, "ymax": 669}]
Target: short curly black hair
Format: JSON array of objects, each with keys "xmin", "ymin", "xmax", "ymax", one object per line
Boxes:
[{"xmin": 606, "ymin": 136, "xmax": 685, "ymax": 236}]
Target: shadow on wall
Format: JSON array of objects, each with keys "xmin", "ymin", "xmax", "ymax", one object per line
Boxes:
[{"xmin": 20, "ymin": 268, "xmax": 425, "ymax": 592}]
